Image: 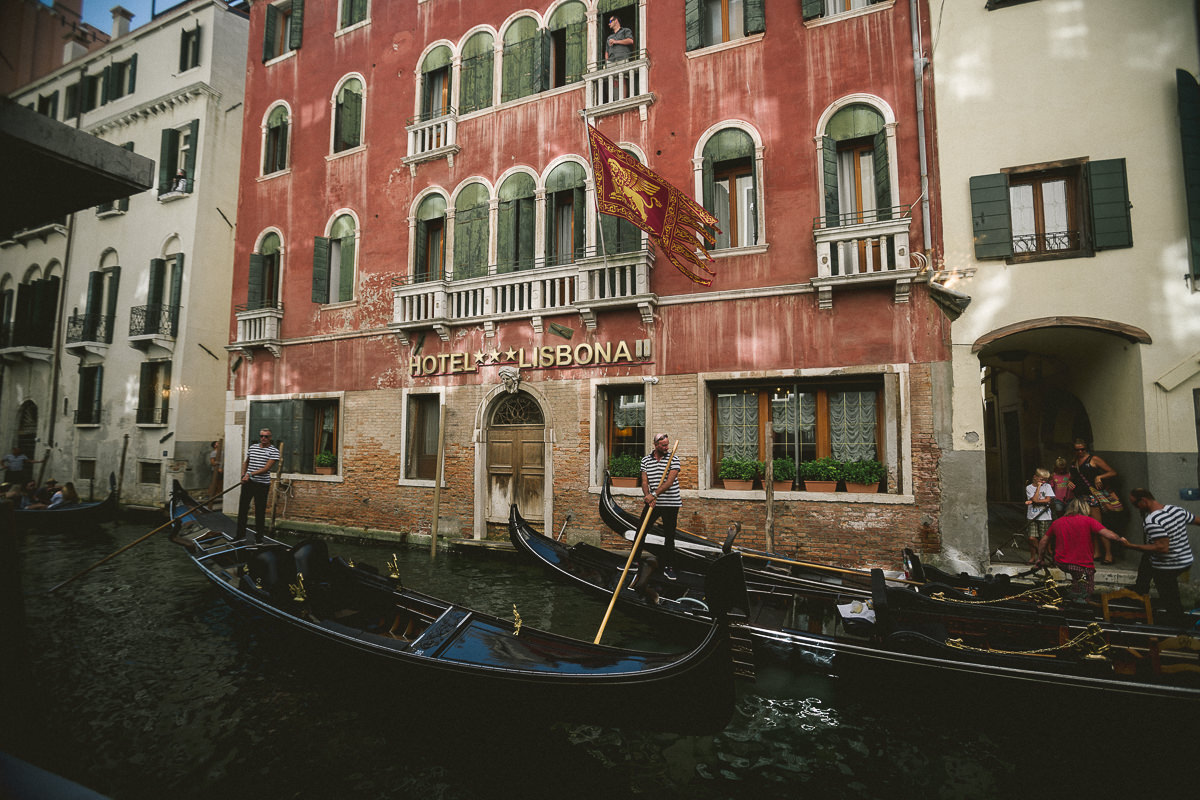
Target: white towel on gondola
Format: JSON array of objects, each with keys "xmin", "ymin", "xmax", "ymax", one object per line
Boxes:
[{"xmin": 837, "ymin": 599, "xmax": 875, "ymax": 623}]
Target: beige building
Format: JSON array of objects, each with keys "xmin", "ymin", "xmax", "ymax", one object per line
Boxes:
[
  {"xmin": 932, "ymin": 0, "xmax": 1200, "ymax": 575},
  {"xmin": 0, "ymin": 1, "xmax": 248, "ymax": 506}
]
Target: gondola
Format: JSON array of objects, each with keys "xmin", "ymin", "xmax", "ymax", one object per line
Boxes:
[
  {"xmin": 510, "ymin": 503, "xmax": 1200, "ymax": 704},
  {"xmin": 166, "ymin": 482, "xmax": 739, "ymax": 734},
  {"xmin": 13, "ymin": 473, "xmax": 118, "ymax": 528}
]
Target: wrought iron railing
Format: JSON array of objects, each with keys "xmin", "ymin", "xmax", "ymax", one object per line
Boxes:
[
  {"xmin": 136, "ymin": 406, "xmax": 169, "ymax": 425},
  {"xmin": 66, "ymin": 313, "xmax": 115, "ymax": 345},
  {"xmin": 128, "ymin": 305, "xmax": 180, "ymax": 338},
  {"xmin": 74, "ymin": 407, "xmax": 101, "ymax": 425},
  {"xmin": 1012, "ymin": 230, "xmax": 1080, "ymax": 255}
]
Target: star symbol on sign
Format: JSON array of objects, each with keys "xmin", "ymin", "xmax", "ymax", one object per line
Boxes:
[
  {"xmin": 503, "ymin": 346, "xmax": 518, "ymax": 362},
  {"xmin": 474, "ymin": 350, "xmax": 486, "ymax": 365},
  {"xmin": 487, "ymin": 348, "xmax": 501, "ymax": 363}
]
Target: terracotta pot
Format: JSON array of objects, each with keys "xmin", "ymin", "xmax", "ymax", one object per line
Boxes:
[
  {"xmin": 772, "ymin": 481, "xmax": 793, "ymax": 492},
  {"xmin": 722, "ymin": 479, "xmax": 754, "ymax": 491},
  {"xmin": 803, "ymin": 480, "xmax": 838, "ymax": 492},
  {"xmin": 845, "ymin": 482, "xmax": 879, "ymax": 493},
  {"xmin": 610, "ymin": 476, "xmax": 639, "ymax": 488},
  {"xmin": 315, "ymin": 466, "xmax": 334, "ymax": 475}
]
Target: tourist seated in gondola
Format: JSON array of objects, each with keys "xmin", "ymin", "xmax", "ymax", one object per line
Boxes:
[
  {"xmin": 19, "ymin": 480, "xmax": 47, "ymax": 509},
  {"xmin": 1036, "ymin": 498, "xmax": 1123, "ymax": 601},
  {"xmin": 47, "ymin": 482, "xmax": 80, "ymax": 509}
]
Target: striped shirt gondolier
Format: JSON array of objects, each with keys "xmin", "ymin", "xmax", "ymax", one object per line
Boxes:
[
  {"xmin": 1144, "ymin": 504, "xmax": 1196, "ymax": 570},
  {"xmin": 641, "ymin": 452, "xmax": 682, "ymax": 507},
  {"xmin": 245, "ymin": 443, "xmax": 281, "ymax": 484}
]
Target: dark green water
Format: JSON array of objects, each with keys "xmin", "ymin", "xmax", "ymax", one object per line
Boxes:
[{"xmin": 3, "ymin": 520, "xmax": 1188, "ymax": 799}]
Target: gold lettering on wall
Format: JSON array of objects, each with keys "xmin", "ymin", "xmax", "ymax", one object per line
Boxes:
[{"xmin": 408, "ymin": 339, "xmax": 650, "ymax": 377}]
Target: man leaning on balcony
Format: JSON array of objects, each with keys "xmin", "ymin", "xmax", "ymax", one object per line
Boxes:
[{"xmin": 605, "ymin": 15, "xmax": 635, "ymax": 63}]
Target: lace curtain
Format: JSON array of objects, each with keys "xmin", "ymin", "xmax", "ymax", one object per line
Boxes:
[
  {"xmin": 612, "ymin": 393, "xmax": 644, "ymax": 429},
  {"xmin": 716, "ymin": 392, "xmax": 758, "ymax": 459},
  {"xmin": 830, "ymin": 390, "xmax": 877, "ymax": 461}
]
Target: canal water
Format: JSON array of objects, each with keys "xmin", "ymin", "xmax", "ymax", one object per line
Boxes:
[{"xmin": 3, "ymin": 519, "xmax": 1189, "ymax": 799}]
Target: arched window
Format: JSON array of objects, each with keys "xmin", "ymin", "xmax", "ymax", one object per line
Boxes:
[
  {"xmin": 501, "ymin": 16, "xmax": 541, "ymax": 103},
  {"xmin": 545, "ymin": 162, "xmax": 586, "ymax": 266},
  {"xmin": 547, "ymin": 2, "xmax": 586, "ymax": 88},
  {"xmin": 497, "ymin": 173, "xmax": 536, "ymax": 272},
  {"xmin": 339, "ymin": 0, "xmax": 367, "ymax": 29},
  {"xmin": 0, "ymin": 275, "xmax": 15, "ymax": 346},
  {"xmin": 12, "ymin": 266, "xmax": 59, "ymax": 348},
  {"xmin": 821, "ymin": 103, "xmax": 890, "ymax": 228},
  {"xmin": 686, "ymin": 0, "xmax": 765, "ymax": 50},
  {"xmin": 414, "ymin": 194, "xmax": 446, "ymax": 282},
  {"xmin": 263, "ymin": 104, "xmax": 290, "ymax": 174},
  {"xmin": 249, "ymin": 232, "xmax": 282, "ymax": 309},
  {"xmin": 333, "ymin": 77, "xmax": 364, "ymax": 153},
  {"xmin": 702, "ymin": 128, "xmax": 758, "ymax": 249},
  {"xmin": 459, "ymin": 31, "xmax": 494, "ymax": 114},
  {"xmin": 420, "ymin": 46, "xmax": 453, "ymax": 122},
  {"xmin": 313, "ymin": 213, "xmax": 356, "ymax": 304},
  {"xmin": 453, "ymin": 183, "xmax": 490, "ymax": 280}
]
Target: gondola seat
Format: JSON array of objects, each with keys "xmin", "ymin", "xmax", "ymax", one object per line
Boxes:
[
  {"xmin": 1100, "ymin": 588, "xmax": 1154, "ymax": 625},
  {"xmin": 292, "ymin": 539, "xmax": 331, "ymax": 586},
  {"xmin": 248, "ymin": 548, "xmax": 298, "ymax": 603}
]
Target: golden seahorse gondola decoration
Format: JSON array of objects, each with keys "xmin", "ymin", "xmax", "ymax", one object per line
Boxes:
[
  {"xmin": 386, "ymin": 554, "xmax": 400, "ymax": 581},
  {"xmin": 289, "ymin": 573, "xmax": 307, "ymax": 603},
  {"xmin": 512, "ymin": 604, "xmax": 523, "ymax": 636}
]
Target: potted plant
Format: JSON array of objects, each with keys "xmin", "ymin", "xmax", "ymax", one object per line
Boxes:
[
  {"xmin": 798, "ymin": 457, "xmax": 843, "ymax": 492},
  {"xmin": 770, "ymin": 456, "xmax": 796, "ymax": 492},
  {"xmin": 843, "ymin": 459, "xmax": 885, "ymax": 493},
  {"xmin": 315, "ymin": 451, "xmax": 337, "ymax": 475},
  {"xmin": 718, "ymin": 456, "xmax": 760, "ymax": 490},
  {"xmin": 607, "ymin": 452, "xmax": 641, "ymax": 488}
]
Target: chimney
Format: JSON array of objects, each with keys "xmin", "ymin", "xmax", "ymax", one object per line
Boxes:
[
  {"xmin": 63, "ymin": 30, "xmax": 88, "ymax": 65},
  {"xmin": 111, "ymin": 6, "xmax": 135, "ymax": 39}
]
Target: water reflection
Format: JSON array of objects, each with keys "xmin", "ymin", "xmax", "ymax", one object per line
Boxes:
[{"xmin": 3, "ymin": 522, "xmax": 1187, "ymax": 798}]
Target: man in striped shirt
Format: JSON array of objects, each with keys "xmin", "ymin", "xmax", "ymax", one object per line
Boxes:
[
  {"xmin": 1121, "ymin": 488, "xmax": 1197, "ymax": 626},
  {"xmin": 236, "ymin": 428, "xmax": 280, "ymax": 544},
  {"xmin": 639, "ymin": 433, "xmax": 682, "ymax": 580}
]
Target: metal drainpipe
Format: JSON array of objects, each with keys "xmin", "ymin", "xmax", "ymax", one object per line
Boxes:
[{"xmin": 910, "ymin": 0, "xmax": 932, "ymax": 259}]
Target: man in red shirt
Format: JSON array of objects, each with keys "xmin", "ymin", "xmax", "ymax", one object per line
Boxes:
[{"xmin": 1036, "ymin": 497, "xmax": 1122, "ymax": 600}]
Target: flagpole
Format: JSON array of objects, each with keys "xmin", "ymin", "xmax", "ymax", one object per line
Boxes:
[{"xmin": 580, "ymin": 112, "xmax": 611, "ymax": 270}]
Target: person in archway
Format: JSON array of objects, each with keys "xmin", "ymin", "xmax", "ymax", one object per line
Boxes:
[
  {"xmin": 1069, "ymin": 439, "xmax": 1120, "ymax": 564},
  {"xmin": 638, "ymin": 433, "xmax": 682, "ymax": 581},
  {"xmin": 605, "ymin": 15, "xmax": 635, "ymax": 64}
]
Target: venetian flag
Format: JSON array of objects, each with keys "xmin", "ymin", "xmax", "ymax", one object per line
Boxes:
[{"xmin": 587, "ymin": 124, "xmax": 721, "ymax": 286}]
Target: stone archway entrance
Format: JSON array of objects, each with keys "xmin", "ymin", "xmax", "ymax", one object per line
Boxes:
[{"xmin": 484, "ymin": 391, "xmax": 546, "ymax": 523}]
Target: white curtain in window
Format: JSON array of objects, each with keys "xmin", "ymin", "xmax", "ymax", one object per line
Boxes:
[
  {"xmin": 830, "ymin": 390, "xmax": 876, "ymax": 461},
  {"xmin": 716, "ymin": 392, "xmax": 758, "ymax": 459},
  {"xmin": 612, "ymin": 394, "xmax": 644, "ymax": 429}
]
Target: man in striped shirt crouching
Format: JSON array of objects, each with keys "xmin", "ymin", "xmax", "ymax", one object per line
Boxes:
[
  {"xmin": 237, "ymin": 428, "xmax": 280, "ymax": 544},
  {"xmin": 1121, "ymin": 488, "xmax": 1197, "ymax": 626}
]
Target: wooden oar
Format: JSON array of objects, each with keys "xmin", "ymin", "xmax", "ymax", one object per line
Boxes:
[
  {"xmin": 594, "ymin": 440, "xmax": 679, "ymax": 644},
  {"xmin": 48, "ymin": 481, "xmax": 242, "ymax": 593}
]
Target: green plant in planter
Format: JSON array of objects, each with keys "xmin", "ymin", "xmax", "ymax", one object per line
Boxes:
[
  {"xmin": 316, "ymin": 451, "xmax": 337, "ymax": 468},
  {"xmin": 718, "ymin": 456, "xmax": 761, "ymax": 482},
  {"xmin": 607, "ymin": 452, "xmax": 642, "ymax": 478},
  {"xmin": 798, "ymin": 457, "xmax": 843, "ymax": 482},
  {"xmin": 771, "ymin": 456, "xmax": 797, "ymax": 482},
  {"xmin": 843, "ymin": 459, "xmax": 885, "ymax": 485}
]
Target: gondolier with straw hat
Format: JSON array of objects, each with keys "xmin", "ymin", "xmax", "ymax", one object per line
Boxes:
[{"xmin": 638, "ymin": 433, "xmax": 682, "ymax": 580}]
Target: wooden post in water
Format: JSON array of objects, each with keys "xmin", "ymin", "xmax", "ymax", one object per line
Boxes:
[
  {"xmin": 117, "ymin": 433, "xmax": 129, "ymax": 504},
  {"xmin": 764, "ymin": 426, "xmax": 775, "ymax": 553},
  {"xmin": 267, "ymin": 441, "xmax": 285, "ymax": 537},
  {"xmin": 430, "ymin": 400, "xmax": 446, "ymax": 558}
]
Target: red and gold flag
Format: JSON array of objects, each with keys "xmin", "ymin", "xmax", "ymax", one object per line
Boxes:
[{"xmin": 587, "ymin": 124, "xmax": 720, "ymax": 286}]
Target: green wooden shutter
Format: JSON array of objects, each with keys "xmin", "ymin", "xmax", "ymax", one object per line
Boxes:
[
  {"xmin": 12, "ymin": 282, "xmax": 33, "ymax": 345},
  {"xmin": 538, "ymin": 30, "xmax": 551, "ymax": 93},
  {"xmin": 802, "ymin": 0, "xmax": 825, "ymax": 21},
  {"xmin": 873, "ymin": 128, "xmax": 891, "ymax": 222},
  {"xmin": 1178, "ymin": 69, "xmax": 1200, "ymax": 280},
  {"xmin": 969, "ymin": 173, "xmax": 1014, "ymax": 259},
  {"xmin": 415, "ymin": 222, "xmax": 429, "ymax": 281},
  {"xmin": 85, "ymin": 271, "xmax": 103, "ymax": 339},
  {"xmin": 544, "ymin": 191, "xmax": 556, "ymax": 265},
  {"xmin": 1087, "ymin": 159, "xmax": 1132, "ymax": 250},
  {"xmin": 517, "ymin": 197, "xmax": 535, "ymax": 269},
  {"xmin": 573, "ymin": 186, "xmax": 586, "ymax": 259},
  {"xmin": 566, "ymin": 22, "xmax": 585, "ymax": 84},
  {"xmin": 191, "ymin": 27, "xmax": 202, "ymax": 68},
  {"xmin": 745, "ymin": 0, "xmax": 766, "ymax": 35},
  {"xmin": 168, "ymin": 253, "xmax": 184, "ymax": 335},
  {"xmin": 179, "ymin": 29, "xmax": 189, "ymax": 72},
  {"xmin": 247, "ymin": 254, "xmax": 264, "ymax": 308},
  {"xmin": 32, "ymin": 277, "xmax": 59, "ymax": 346},
  {"xmin": 338, "ymin": 235, "xmax": 355, "ymax": 301},
  {"xmin": 289, "ymin": 0, "xmax": 305, "ymax": 50},
  {"xmin": 101, "ymin": 65, "xmax": 112, "ymax": 104},
  {"xmin": 105, "ymin": 267, "xmax": 121, "ymax": 331},
  {"xmin": 118, "ymin": 142, "xmax": 133, "ymax": 211},
  {"xmin": 138, "ymin": 362, "xmax": 155, "ymax": 417},
  {"xmin": 312, "ymin": 236, "xmax": 330, "ymax": 303},
  {"xmin": 184, "ymin": 119, "xmax": 199, "ymax": 192},
  {"xmin": 158, "ymin": 128, "xmax": 178, "ymax": 192},
  {"xmin": 127, "ymin": 54, "xmax": 137, "ymax": 94},
  {"xmin": 263, "ymin": 4, "xmax": 279, "ymax": 62},
  {"xmin": 148, "ymin": 258, "xmax": 166, "ymax": 308},
  {"xmin": 822, "ymin": 136, "xmax": 839, "ymax": 227},
  {"xmin": 684, "ymin": 0, "xmax": 702, "ymax": 51},
  {"xmin": 344, "ymin": 89, "xmax": 362, "ymax": 148}
]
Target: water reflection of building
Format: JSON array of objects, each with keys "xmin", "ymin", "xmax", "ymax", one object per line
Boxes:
[
  {"xmin": 227, "ymin": 1, "xmax": 951, "ymax": 565},
  {"xmin": 932, "ymin": 0, "xmax": 1200, "ymax": 571}
]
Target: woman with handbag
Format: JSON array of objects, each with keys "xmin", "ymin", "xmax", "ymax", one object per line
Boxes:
[{"xmin": 1069, "ymin": 439, "xmax": 1121, "ymax": 564}]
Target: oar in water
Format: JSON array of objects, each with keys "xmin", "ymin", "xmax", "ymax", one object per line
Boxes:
[{"xmin": 48, "ymin": 481, "xmax": 243, "ymax": 593}]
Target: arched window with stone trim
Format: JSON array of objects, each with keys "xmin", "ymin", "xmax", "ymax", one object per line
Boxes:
[
  {"xmin": 459, "ymin": 31, "xmax": 495, "ymax": 114},
  {"xmin": 414, "ymin": 194, "xmax": 447, "ymax": 282},
  {"xmin": 545, "ymin": 161, "xmax": 586, "ymax": 267},
  {"xmin": 263, "ymin": 103, "xmax": 290, "ymax": 174},
  {"xmin": 453, "ymin": 182, "xmax": 490, "ymax": 280},
  {"xmin": 701, "ymin": 128, "xmax": 759, "ymax": 250},
  {"xmin": 332, "ymin": 76, "xmax": 364, "ymax": 153},
  {"xmin": 497, "ymin": 173, "xmax": 536, "ymax": 273}
]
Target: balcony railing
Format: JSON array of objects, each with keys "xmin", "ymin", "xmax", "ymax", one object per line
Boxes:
[
  {"xmin": 129, "ymin": 304, "xmax": 180, "ymax": 338},
  {"xmin": 66, "ymin": 313, "xmax": 115, "ymax": 345},
  {"xmin": 812, "ymin": 205, "xmax": 920, "ymax": 307},
  {"xmin": 233, "ymin": 301, "xmax": 284, "ymax": 357},
  {"xmin": 405, "ymin": 108, "xmax": 459, "ymax": 166},
  {"xmin": 390, "ymin": 245, "xmax": 655, "ymax": 342},
  {"xmin": 1012, "ymin": 230, "xmax": 1081, "ymax": 256},
  {"xmin": 584, "ymin": 55, "xmax": 653, "ymax": 119},
  {"xmin": 136, "ymin": 406, "xmax": 169, "ymax": 425},
  {"xmin": 74, "ymin": 407, "xmax": 101, "ymax": 425}
]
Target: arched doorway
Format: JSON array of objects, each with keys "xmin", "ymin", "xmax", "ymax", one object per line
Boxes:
[
  {"xmin": 484, "ymin": 391, "xmax": 546, "ymax": 523},
  {"xmin": 15, "ymin": 400, "xmax": 38, "ymax": 456}
]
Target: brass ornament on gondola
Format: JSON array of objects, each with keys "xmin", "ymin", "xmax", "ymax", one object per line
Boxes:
[
  {"xmin": 289, "ymin": 572, "xmax": 307, "ymax": 603},
  {"xmin": 386, "ymin": 554, "xmax": 400, "ymax": 580},
  {"xmin": 513, "ymin": 604, "xmax": 523, "ymax": 636}
]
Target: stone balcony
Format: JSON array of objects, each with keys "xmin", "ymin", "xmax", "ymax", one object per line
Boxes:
[
  {"xmin": 403, "ymin": 109, "xmax": 460, "ymax": 172},
  {"xmin": 230, "ymin": 302, "xmax": 284, "ymax": 359},
  {"xmin": 389, "ymin": 247, "xmax": 656, "ymax": 344},
  {"xmin": 584, "ymin": 55, "xmax": 654, "ymax": 120},
  {"xmin": 811, "ymin": 205, "xmax": 922, "ymax": 308}
]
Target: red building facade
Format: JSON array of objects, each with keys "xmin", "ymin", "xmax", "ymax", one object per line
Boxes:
[{"xmin": 228, "ymin": 0, "xmax": 948, "ymax": 566}]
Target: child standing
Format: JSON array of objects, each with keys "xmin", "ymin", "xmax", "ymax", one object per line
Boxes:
[
  {"xmin": 1050, "ymin": 457, "xmax": 1073, "ymax": 505},
  {"xmin": 1025, "ymin": 468, "xmax": 1055, "ymax": 564}
]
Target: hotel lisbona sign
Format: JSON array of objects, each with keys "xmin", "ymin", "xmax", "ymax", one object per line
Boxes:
[{"xmin": 410, "ymin": 339, "xmax": 651, "ymax": 377}]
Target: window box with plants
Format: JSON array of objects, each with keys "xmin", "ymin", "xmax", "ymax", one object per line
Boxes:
[
  {"xmin": 718, "ymin": 456, "xmax": 761, "ymax": 490},
  {"xmin": 798, "ymin": 457, "xmax": 843, "ymax": 492},
  {"xmin": 843, "ymin": 459, "xmax": 884, "ymax": 493},
  {"xmin": 769, "ymin": 456, "xmax": 796, "ymax": 492},
  {"xmin": 315, "ymin": 451, "xmax": 337, "ymax": 475},
  {"xmin": 607, "ymin": 452, "xmax": 642, "ymax": 488}
]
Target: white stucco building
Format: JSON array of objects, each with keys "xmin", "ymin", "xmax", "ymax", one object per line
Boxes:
[
  {"xmin": 932, "ymin": 0, "xmax": 1200, "ymax": 574},
  {"xmin": 0, "ymin": 1, "xmax": 248, "ymax": 506}
]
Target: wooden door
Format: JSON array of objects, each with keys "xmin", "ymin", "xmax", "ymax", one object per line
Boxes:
[{"xmin": 486, "ymin": 394, "xmax": 545, "ymax": 522}]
